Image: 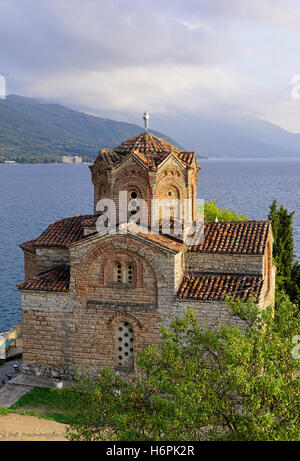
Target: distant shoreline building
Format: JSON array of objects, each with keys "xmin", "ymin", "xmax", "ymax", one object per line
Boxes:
[{"xmin": 59, "ymin": 155, "xmax": 82, "ymax": 164}]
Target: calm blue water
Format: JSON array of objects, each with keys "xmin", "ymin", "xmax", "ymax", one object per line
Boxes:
[{"xmin": 0, "ymin": 158, "xmax": 299, "ymax": 331}]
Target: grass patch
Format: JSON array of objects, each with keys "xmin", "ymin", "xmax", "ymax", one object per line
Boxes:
[
  {"xmin": 0, "ymin": 407, "xmax": 13, "ymax": 416},
  {"xmin": 10, "ymin": 387, "xmax": 80, "ymax": 424}
]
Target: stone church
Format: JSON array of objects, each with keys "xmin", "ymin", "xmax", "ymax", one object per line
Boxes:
[{"xmin": 18, "ymin": 123, "xmax": 275, "ymax": 377}]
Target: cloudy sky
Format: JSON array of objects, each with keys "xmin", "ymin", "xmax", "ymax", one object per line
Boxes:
[{"xmin": 1, "ymin": 0, "xmax": 300, "ymax": 131}]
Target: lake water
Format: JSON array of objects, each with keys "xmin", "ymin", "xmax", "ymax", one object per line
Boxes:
[{"xmin": 0, "ymin": 158, "xmax": 299, "ymax": 331}]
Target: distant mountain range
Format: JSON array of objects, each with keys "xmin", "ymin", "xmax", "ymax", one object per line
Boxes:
[
  {"xmin": 1, "ymin": 94, "xmax": 300, "ymax": 163},
  {"xmin": 74, "ymin": 107, "xmax": 300, "ymax": 158},
  {"xmin": 152, "ymin": 113, "xmax": 300, "ymax": 157},
  {"xmin": 0, "ymin": 95, "xmax": 180, "ymax": 163}
]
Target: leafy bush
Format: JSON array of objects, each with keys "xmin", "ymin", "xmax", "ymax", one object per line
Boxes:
[
  {"xmin": 201, "ymin": 200, "xmax": 247, "ymax": 222},
  {"xmin": 64, "ymin": 296, "xmax": 299, "ymax": 441}
]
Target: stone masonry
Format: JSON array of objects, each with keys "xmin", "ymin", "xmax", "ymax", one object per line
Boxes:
[{"xmin": 17, "ymin": 130, "xmax": 275, "ymax": 378}]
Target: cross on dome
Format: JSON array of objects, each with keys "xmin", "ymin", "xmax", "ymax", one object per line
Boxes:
[{"xmin": 143, "ymin": 111, "xmax": 149, "ymax": 132}]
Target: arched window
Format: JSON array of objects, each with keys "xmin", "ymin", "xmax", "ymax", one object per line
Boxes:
[
  {"xmin": 115, "ymin": 262, "xmax": 123, "ymax": 283},
  {"xmin": 128, "ymin": 190, "xmax": 138, "ymax": 217},
  {"xmin": 165, "ymin": 186, "xmax": 180, "ymax": 220},
  {"xmin": 127, "ymin": 264, "xmax": 133, "ymax": 284},
  {"xmin": 115, "ymin": 262, "xmax": 134, "ymax": 284},
  {"xmin": 166, "ymin": 186, "xmax": 179, "ymax": 199},
  {"xmin": 117, "ymin": 322, "xmax": 134, "ymax": 369}
]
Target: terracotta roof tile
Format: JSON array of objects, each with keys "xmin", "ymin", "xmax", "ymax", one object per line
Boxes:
[
  {"xmin": 67, "ymin": 222, "xmax": 186, "ymax": 253},
  {"xmin": 19, "ymin": 239, "xmax": 37, "ymax": 253},
  {"xmin": 100, "ymin": 149, "xmax": 122, "ymax": 167},
  {"xmin": 176, "ymin": 152, "xmax": 195, "ymax": 166},
  {"xmin": 126, "ymin": 224, "xmax": 186, "ymax": 253},
  {"xmin": 81, "ymin": 214, "xmax": 102, "ymax": 228},
  {"xmin": 114, "ymin": 132, "xmax": 180, "ymax": 156},
  {"xmin": 97, "ymin": 132, "xmax": 196, "ymax": 169},
  {"xmin": 189, "ymin": 221, "xmax": 271, "ymax": 255},
  {"xmin": 32, "ymin": 215, "xmax": 94, "ymax": 247},
  {"xmin": 17, "ymin": 265, "xmax": 70, "ymax": 292},
  {"xmin": 20, "ymin": 217, "xmax": 271, "ymax": 256},
  {"xmin": 177, "ymin": 273, "xmax": 263, "ymax": 301}
]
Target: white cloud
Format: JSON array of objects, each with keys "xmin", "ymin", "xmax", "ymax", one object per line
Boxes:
[
  {"xmin": 1, "ymin": 0, "xmax": 300, "ymax": 131},
  {"xmin": 20, "ymin": 64, "xmax": 242, "ymax": 116}
]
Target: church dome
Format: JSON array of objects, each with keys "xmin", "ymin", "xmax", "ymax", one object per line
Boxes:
[
  {"xmin": 92, "ymin": 130, "xmax": 195, "ymax": 170},
  {"xmin": 113, "ymin": 132, "xmax": 180, "ymax": 157}
]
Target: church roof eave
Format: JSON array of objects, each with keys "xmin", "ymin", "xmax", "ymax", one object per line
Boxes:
[
  {"xmin": 67, "ymin": 224, "xmax": 186, "ymax": 254},
  {"xmin": 19, "ymin": 215, "xmax": 272, "ymax": 257}
]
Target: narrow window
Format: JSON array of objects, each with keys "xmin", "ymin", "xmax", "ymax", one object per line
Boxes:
[
  {"xmin": 115, "ymin": 262, "xmax": 134, "ymax": 285},
  {"xmin": 116, "ymin": 263, "xmax": 123, "ymax": 283},
  {"xmin": 117, "ymin": 322, "xmax": 134, "ymax": 370},
  {"xmin": 128, "ymin": 190, "xmax": 138, "ymax": 216},
  {"xmin": 127, "ymin": 264, "xmax": 133, "ymax": 284}
]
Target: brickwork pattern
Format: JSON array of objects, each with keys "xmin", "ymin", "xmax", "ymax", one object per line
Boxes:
[{"xmin": 18, "ymin": 131, "xmax": 275, "ymax": 378}]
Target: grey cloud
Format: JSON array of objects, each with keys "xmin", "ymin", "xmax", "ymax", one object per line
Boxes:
[
  {"xmin": 0, "ymin": 0, "xmax": 237, "ymax": 75},
  {"xmin": 0, "ymin": 0, "xmax": 300, "ymax": 131}
]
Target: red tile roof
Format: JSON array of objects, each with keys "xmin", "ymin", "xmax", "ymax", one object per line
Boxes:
[
  {"xmin": 177, "ymin": 273, "xmax": 263, "ymax": 301},
  {"xmin": 17, "ymin": 265, "xmax": 70, "ymax": 292},
  {"xmin": 96, "ymin": 132, "xmax": 196, "ymax": 169},
  {"xmin": 19, "ymin": 239, "xmax": 37, "ymax": 254},
  {"xmin": 125, "ymin": 223, "xmax": 186, "ymax": 253},
  {"xmin": 67, "ymin": 222, "xmax": 186, "ymax": 253},
  {"xmin": 32, "ymin": 215, "xmax": 95, "ymax": 247},
  {"xmin": 176, "ymin": 151, "xmax": 195, "ymax": 166},
  {"xmin": 20, "ymin": 216, "xmax": 271, "ymax": 256},
  {"xmin": 114, "ymin": 132, "xmax": 180, "ymax": 156},
  {"xmin": 99, "ymin": 149, "xmax": 122, "ymax": 168},
  {"xmin": 189, "ymin": 220, "xmax": 271, "ymax": 255}
]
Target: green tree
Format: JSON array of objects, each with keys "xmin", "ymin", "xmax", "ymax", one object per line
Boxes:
[
  {"xmin": 203, "ymin": 200, "xmax": 247, "ymax": 222},
  {"xmin": 288, "ymin": 262, "xmax": 300, "ymax": 306},
  {"xmin": 65, "ymin": 297, "xmax": 299, "ymax": 441},
  {"xmin": 268, "ymin": 200, "xmax": 299, "ymax": 305}
]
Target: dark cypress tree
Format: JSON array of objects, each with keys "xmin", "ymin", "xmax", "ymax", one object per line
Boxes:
[
  {"xmin": 268, "ymin": 200, "xmax": 295, "ymax": 294},
  {"xmin": 288, "ymin": 261, "xmax": 300, "ymax": 306}
]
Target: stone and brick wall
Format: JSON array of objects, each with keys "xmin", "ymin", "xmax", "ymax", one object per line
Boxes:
[
  {"xmin": 20, "ymin": 231, "xmax": 273, "ymax": 378},
  {"xmin": 20, "ymin": 232, "xmax": 272, "ymax": 378},
  {"xmin": 186, "ymin": 252, "xmax": 264, "ymax": 275},
  {"xmin": 262, "ymin": 233, "xmax": 276, "ymax": 308},
  {"xmin": 171, "ymin": 299, "xmax": 247, "ymax": 330},
  {"xmin": 21, "ymin": 288, "xmax": 163, "ymax": 378},
  {"xmin": 19, "ymin": 131, "xmax": 274, "ymax": 379},
  {"xmin": 92, "ymin": 154, "xmax": 198, "ymax": 226},
  {"xmin": 24, "ymin": 251, "xmax": 37, "ymax": 281},
  {"xmin": 35, "ymin": 247, "xmax": 70, "ymax": 273},
  {"xmin": 21, "ymin": 233, "xmax": 185, "ymax": 378}
]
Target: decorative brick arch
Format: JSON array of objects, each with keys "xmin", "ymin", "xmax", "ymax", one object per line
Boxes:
[
  {"xmin": 108, "ymin": 310, "xmax": 151, "ymax": 371},
  {"xmin": 158, "ymin": 167, "xmax": 183, "ymax": 180},
  {"xmin": 112, "ymin": 166, "xmax": 149, "ymax": 221},
  {"xmin": 154, "ymin": 176, "xmax": 187, "ymax": 200},
  {"xmin": 103, "ymin": 248, "xmax": 145, "ymax": 288},
  {"xmin": 113, "ymin": 178, "xmax": 148, "ymax": 202},
  {"xmin": 153, "ymin": 176, "xmax": 188, "ymax": 222},
  {"xmin": 74, "ymin": 235, "xmax": 166, "ymax": 294},
  {"xmin": 107, "ymin": 310, "xmax": 144, "ymax": 331}
]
